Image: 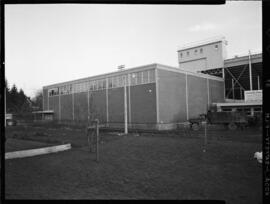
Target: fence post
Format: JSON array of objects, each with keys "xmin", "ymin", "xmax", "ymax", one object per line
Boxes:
[
  {"xmin": 95, "ymin": 119, "xmax": 99, "ymax": 162},
  {"xmin": 202, "ymin": 121, "xmax": 207, "ymax": 152}
]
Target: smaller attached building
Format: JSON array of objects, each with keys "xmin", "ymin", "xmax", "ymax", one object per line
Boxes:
[{"xmin": 43, "ymin": 63, "xmax": 224, "ymax": 130}]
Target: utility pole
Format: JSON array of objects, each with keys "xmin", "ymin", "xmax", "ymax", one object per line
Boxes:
[
  {"xmin": 118, "ymin": 65, "xmax": 128, "ymax": 134},
  {"xmin": 232, "ymin": 79, "xmax": 235, "ymax": 100},
  {"xmin": 124, "ymin": 75, "xmax": 128, "ymax": 134},
  {"xmin": 248, "ymin": 50, "xmax": 253, "ymax": 90}
]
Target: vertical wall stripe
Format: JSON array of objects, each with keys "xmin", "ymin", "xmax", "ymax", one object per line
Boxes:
[
  {"xmin": 43, "ymin": 89, "xmax": 45, "ymax": 111},
  {"xmin": 207, "ymin": 78, "xmax": 210, "ymax": 109},
  {"xmin": 106, "ymin": 77, "xmax": 109, "ymax": 124},
  {"xmin": 87, "ymin": 90, "xmax": 90, "ymax": 123},
  {"xmin": 47, "ymin": 92, "xmax": 49, "ymax": 110},
  {"xmin": 155, "ymin": 68, "xmax": 160, "ymax": 123},
  {"xmin": 72, "ymin": 92, "xmax": 74, "ymax": 121},
  {"xmin": 128, "ymin": 74, "xmax": 131, "ymax": 124},
  {"xmin": 59, "ymin": 94, "xmax": 61, "ymax": 121},
  {"xmin": 185, "ymin": 73, "xmax": 189, "ymax": 121}
]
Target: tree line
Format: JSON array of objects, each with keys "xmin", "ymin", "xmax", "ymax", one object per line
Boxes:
[{"xmin": 5, "ymin": 79, "xmax": 43, "ymax": 114}]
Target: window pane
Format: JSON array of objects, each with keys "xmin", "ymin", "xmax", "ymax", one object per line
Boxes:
[
  {"xmin": 93, "ymin": 81, "xmax": 97, "ymax": 90},
  {"xmin": 122, "ymin": 75, "xmax": 126, "ymax": 86},
  {"xmin": 142, "ymin": 71, "xmax": 148, "ymax": 83},
  {"xmin": 112, "ymin": 77, "xmax": 117, "ymax": 88},
  {"xmin": 89, "ymin": 81, "xmax": 93, "ymax": 91},
  {"xmin": 98, "ymin": 80, "xmax": 103, "ymax": 90},
  {"xmin": 137, "ymin": 72, "xmax": 142, "ymax": 84},
  {"xmin": 149, "ymin": 69, "xmax": 155, "ymax": 83},
  {"xmin": 131, "ymin": 73, "xmax": 137, "ymax": 85}
]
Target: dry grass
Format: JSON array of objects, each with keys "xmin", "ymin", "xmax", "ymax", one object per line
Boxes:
[{"xmin": 5, "ymin": 124, "xmax": 262, "ymax": 202}]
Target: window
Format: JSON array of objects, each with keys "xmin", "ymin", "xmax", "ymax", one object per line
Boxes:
[
  {"xmin": 200, "ymin": 48, "xmax": 203, "ymax": 53},
  {"xmin": 112, "ymin": 77, "xmax": 118, "ymax": 88},
  {"xmin": 214, "ymin": 44, "xmax": 218, "ymax": 49},
  {"xmin": 59, "ymin": 86, "xmax": 64, "ymax": 95},
  {"xmin": 137, "ymin": 72, "xmax": 142, "ymax": 84},
  {"xmin": 142, "ymin": 70, "xmax": 148, "ymax": 84},
  {"xmin": 180, "ymin": 53, "xmax": 183, "ymax": 58},
  {"xmin": 93, "ymin": 81, "xmax": 97, "ymax": 90},
  {"xmin": 187, "ymin": 51, "xmax": 189, "ymax": 56},
  {"xmin": 98, "ymin": 80, "xmax": 103, "ymax": 90},
  {"xmin": 49, "ymin": 87, "xmax": 59, "ymax": 96},
  {"xmin": 149, "ymin": 69, "xmax": 155, "ymax": 83},
  {"xmin": 90, "ymin": 81, "xmax": 93, "ymax": 90},
  {"xmin": 194, "ymin": 49, "xmax": 198, "ymax": 54},
  {"xmin": 131, "ymin": 73, "xmax": 137, "ymax": 86}
]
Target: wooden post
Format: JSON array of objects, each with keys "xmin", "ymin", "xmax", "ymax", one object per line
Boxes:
[
  {"xmin": 202, "ymin": 121, "xmax": 207, "ymax": 152},
  {"xmin": 95, "ymin": 119, "xmax": 99, "ymax": 162},
  {"xmin": 248, "ymin": 50, "xmax": 253, "ymax": 90},
  {"xmin": 124, "ymin": 76, "xmax": 128, "ymax": 134}
]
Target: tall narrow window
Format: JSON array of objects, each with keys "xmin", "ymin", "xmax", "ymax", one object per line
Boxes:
[
  {"xmin": 149, "ymin": 69, "xmax": 155, "ymax": 83},
  {"xmin": 142, "ymin": 70, "xmax": 148, "ymax": 83},
  {"xmin": 137, "ymin": 72, "xmax": 142, "ymax": 85},
  {"xmin": 131, "ymin": 73, "xmax": 137, "ymax": 86}
]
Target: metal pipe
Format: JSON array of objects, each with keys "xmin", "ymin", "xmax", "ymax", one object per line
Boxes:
[
  {"xmin": 232, "ymin": 79, "xmax": 235, "ymax": 100},
  {"xmin": 185, "ymin": 73, "xmax": 189, "ymax": 120},
  {"xmin": 248, "ymin": 50, "xmax": 253, "ymax": 90},
  {"xmin": 124, "ymin": 76, "xmax": 128, "ymax": 134}
]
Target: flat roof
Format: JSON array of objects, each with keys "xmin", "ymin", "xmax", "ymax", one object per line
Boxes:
[{"xmin": 43, "ymin": 63, "xmax": 224, "ymax": 89}]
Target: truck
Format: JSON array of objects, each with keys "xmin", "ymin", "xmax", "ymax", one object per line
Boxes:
[{"xmin": 189, "ymin": 111, "xmax": 248, "ymax": 130}]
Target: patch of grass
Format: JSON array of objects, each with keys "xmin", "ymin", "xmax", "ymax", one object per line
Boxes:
[{"xmin": 5, "ymin": 130, "xmax": 262, "ymax": 202}]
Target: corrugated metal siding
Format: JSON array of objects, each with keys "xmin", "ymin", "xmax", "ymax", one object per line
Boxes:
[
  {"xmin": 60, "ymin": 94, "xmax": 73, "ymax": 121},
  {"xmin": 74, "ymin": 92, "xmax": 88, "ymax": 122},
  {"xmin": 158, "ymin": 69, "xmax": 187, "ymax": 123},
  {"xmin": 43, "ymin": 89, "xmax": 48, "ymax": 111},
  {"xmin": 130, "ymin": 83, "xmax": 157, "ymax": 124},
  {"xmin": 187, "ymin": 75, "xmax": 208, "ymax": 119},
  {"xmin": 108, "ymin": 87, "xmax": 124, "ymax": 123},
  {"xmin": 49, "ymin": 96, "xmax": 59, "ymax": 120},
  {"xmin": 90, "ymin": 90, "xmax": 107, "ymax": 123},
  {"xmin": 209, "ymin": 80, "xmax": 225, "ymax": 103}
]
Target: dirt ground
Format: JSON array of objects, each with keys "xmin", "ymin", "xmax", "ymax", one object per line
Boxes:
[{"xmin": 4, "ymin": 124, "xmax": 262, "ymax": 202}]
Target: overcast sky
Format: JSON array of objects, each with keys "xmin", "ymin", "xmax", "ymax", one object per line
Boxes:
[{"xmin": 5, "ymin": 2, "xmax": 262, "ymax": 98}]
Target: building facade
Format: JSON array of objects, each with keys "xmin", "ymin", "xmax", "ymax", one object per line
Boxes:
[
  {"xmin": 43, "ymin": 63, "xmax": 224, "ymax": 130},
  {"xmin": 177, "ymin": 37, "xmax": 227, "ymax": 72}
]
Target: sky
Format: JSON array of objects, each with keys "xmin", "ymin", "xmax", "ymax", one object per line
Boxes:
[{"xmin": 5, "ymin": 2, "xmax": 262, "ymax": 98}]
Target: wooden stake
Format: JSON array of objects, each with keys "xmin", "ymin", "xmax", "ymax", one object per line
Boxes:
[{"xmin": 96, "ymin": 119, "xmax": 99, "ymax": 162}]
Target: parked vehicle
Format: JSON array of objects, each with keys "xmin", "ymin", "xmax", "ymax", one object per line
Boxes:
[
  {"xmin": 189, "ymin": 111, "xmax": 248, "ymax": 130},
  {"xmin": 206, "ymin": 111, "xmax": 248, "ymax": 130}
]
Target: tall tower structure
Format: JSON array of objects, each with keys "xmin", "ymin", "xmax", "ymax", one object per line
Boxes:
[{"xmin": 177, "ymin": 36, "xmax": 227, "ymax": 72}]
